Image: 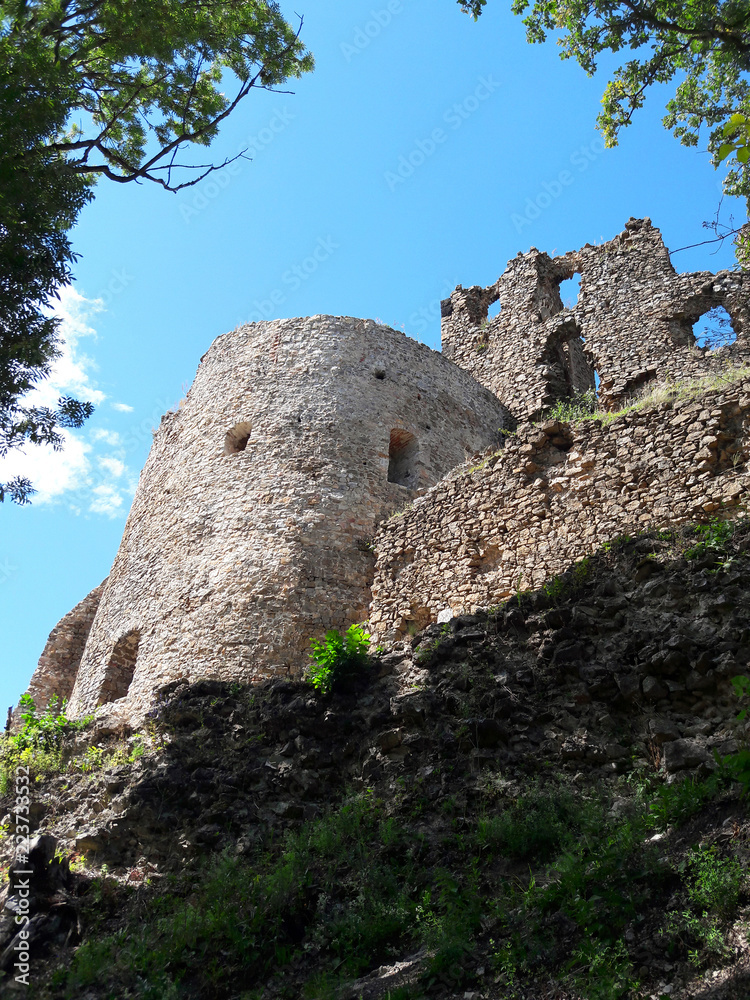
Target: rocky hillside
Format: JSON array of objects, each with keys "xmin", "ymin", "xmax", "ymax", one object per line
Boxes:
[{"xmin": 2, "ymin": 518, "xmax": 750, "ymax": 999}]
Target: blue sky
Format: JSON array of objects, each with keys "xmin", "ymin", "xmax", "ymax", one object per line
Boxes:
[{"xmin": 0, "ymin": 0, "xmax": 745, "ymax": 716}]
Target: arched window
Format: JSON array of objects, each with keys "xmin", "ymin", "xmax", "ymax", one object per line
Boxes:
[
  {"xmin": 224, "ymin": 422, "xmax": 252, "ymax": 455},
  {"xmin": 388, "ymin": 429, "xmax": 419, "ymax": 488},
  {"xmin": 98, "ymin": 630, "xmax": 140, "ymax": 705}
]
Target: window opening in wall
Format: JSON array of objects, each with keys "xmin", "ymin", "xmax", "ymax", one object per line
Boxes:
[
  {"xmin": 559, "ymin": 274, "xmax": 581, "ymax": 309},
  {"xmin": 98, "ymin": 630, "xmax": 140, "ymax": 705},
  {"xmin": 557, "ymin": 331, "xmax": 596, "ymax": 402},
  {"xmin": 487, "ymin": 298, "xmax": 502, "ymax": 321},
  {"xmin": 388, "ymin": 429, "xmax": 419, "ymax": 488},
  {"xmin": 224, "ymin": 421, "xmax": 252, "ymax": 455},
  {"xmin": 693, "ymin": 306, "xmax": 737, "ymax": 350}
]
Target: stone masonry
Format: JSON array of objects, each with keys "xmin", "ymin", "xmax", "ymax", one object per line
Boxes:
[
  {"xmin": 16, "ymin": 583, "xmax": 105, "ymax": 718},
  {"xmin": 441, "ymin": 218, "xmax": 750, "ymax": 416},
  {"xmin": 368, "ymin": 378, "xmax": 750, "ymax": 641},
  {"xmin": 61, "ymin": 316, "xmax": 509, "ymax": 724},
  {"xmin": 20, "ymin": 218, "xmax": 750, "ymax": 728}
]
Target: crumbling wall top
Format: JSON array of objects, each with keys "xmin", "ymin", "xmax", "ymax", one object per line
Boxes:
[{"xmin": 442, "ymin": 218, "xmax": 750, "ymax": 418}]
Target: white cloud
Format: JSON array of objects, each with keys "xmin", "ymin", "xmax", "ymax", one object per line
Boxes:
[
  {"xmin": 28, "ymin": 285, "xmax": 107, "ymax": 410},
  {"xmin": 91, "ymin": 429, "xmax": 122, "ymax": 446},
  {"xmin": 89, "ymin": 483, "xmax": 124, "ymax": 517},
  {"xmin": 0, "ymin": 287, "xmax": 139, "ymax": 517},
  {"xmin": 0, "ymin": 432, "xmax": 91, "ymax": 502},
  {"xmin": 98, "ymin": 456, "xmax": 126, "ymax": 478}
]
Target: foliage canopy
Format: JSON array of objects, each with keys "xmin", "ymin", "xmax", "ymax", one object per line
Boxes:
[
  {"xmin": 2, "ymin": 0, "xmax": 313, "ymax": 191},
  {"xmin": 0, "ymin": 0, "xmax": 313, "ymax": 503}
]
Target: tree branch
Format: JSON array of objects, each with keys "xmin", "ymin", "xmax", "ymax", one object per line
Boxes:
[{"xmin": 618, "ymin": 0, "xmax": 750, "ymax": 52}]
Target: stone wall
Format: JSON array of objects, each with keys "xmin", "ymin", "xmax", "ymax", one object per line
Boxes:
[
  {"xmin": 441, "ymin": 218, "xmax": 750, "ymax": 417},
  {"xmin": 24, "ymin": 216, "xmax": 750, "ymax": 731},
  {"xmin": 368, "ymin": 378, "xmax": 750, "ymax": 642},
  {"xmin": 15, "ymin": 583, "xmax": 105, "ymax": 720},
  {"xmin": 65, "ymin": 316, "xmax": 509, "ymax": 725}
]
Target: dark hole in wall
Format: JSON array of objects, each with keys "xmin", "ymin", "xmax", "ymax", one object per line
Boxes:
[
  {"xmin": 388, "ymin": 429, "xmax": 419, "ymax": 488},
  {"xmin": 559, "ymin": 331, "xmax": 596, "ymax": 399},
  {"xmin": 224, "ymin": 422, "xmax": 252, "ymax": 455},
  {"xmin": 98, "ymin": 630, "xmax": 140, "ymax": 705},
  {"xmin": 559, "ymin": 274, "xmax": 581, "ymax": 309},
  {"xmin": 693, "ymin": 306, "xmax": 737, "ymax": 350}
]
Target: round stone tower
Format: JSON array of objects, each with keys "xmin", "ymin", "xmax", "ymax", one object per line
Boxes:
[{"xmin": 65, "ymin": 316, "xmax": 509, "ymax": 724}]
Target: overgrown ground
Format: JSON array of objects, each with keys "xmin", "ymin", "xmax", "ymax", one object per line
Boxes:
[{"xmin": 2, "ymin": 519, "xmax": 750, "ymax": 999}]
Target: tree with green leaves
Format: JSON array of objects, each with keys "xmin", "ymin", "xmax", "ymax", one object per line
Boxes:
[
  {"xmin": 0, "ymin": 41, "xmax": 94, "ymax": 503},
  {"xmin": 459, "ymin": 0, "xmax": 488, "ymax": 15},
  {"xmin": 460, "ymin": 0, "xmax": 750, "ymax": 206},
  {"xmin": 0, "ymin": 0, "xmax": 313, "ymax": 504}
]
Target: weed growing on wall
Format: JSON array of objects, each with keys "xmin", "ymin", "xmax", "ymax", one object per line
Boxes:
[
  {"xmin": 541, "ymin": 556, "xmax": 592, "ymax": 604},
  {"xmin": 415, "ymin": 622, "xmax": 452, "ymax": 664},
  {"xmin": 0, "ymin": 695, "xmax": 92, "ymax": 791},
  {"xmin": 542, "ymin": 388, "xmax": 598, "ymax": 422},
  {"xmin": 0, "ymin": 695, "xmax": 159, "ymax": 792},
  {"xmin": 537, "ymin": 365, "xmax": 750, "ymax": 429},
  {"xmin": 684, "ymin": 517, "xmax": 736, "ymax": 560},
  {"xmin": 307, "ymin": 624, "xmax": 371, "ymax": 695}
]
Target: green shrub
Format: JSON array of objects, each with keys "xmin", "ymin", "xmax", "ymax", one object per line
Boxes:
[
  {"xmin": 716, "ymin": 674, "xmax": 750, "ymax": 796},
  {"xmin": 661, "ymin": 846, "xmax": 744, "ymax": 967},
  {"xmin": 0, "ymin": 696, "xmax": 155, "ymax": 791},
  {"xmin": 0, "ymin": 694, "xmax": 93, "ymax": 789},
  {"xmin": 13, "ymin": 693, "xmax": 89, "ymax": 749},
  {"xmin": 307, "ymin": 624, "xmax": 371, "ymax": 695},
  {"xmin": 477, "ymin": 784, "xmax": 582, "ymax": 861},
  {"xmin": 684, "ymin": 517, "xmax": 735, "ymax": 560},
  {"xmin": 685, "ymin": 845, "xmax": 744, "ymax": 919},
  {"xmin": 60, "ymin": 794, "xmax": 418, "ymax": 997}
]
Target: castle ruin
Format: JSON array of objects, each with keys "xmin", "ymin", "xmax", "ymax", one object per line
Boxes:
[{"xmin": 19, "ymin": 218, "xmax": 750, "ymax": 727}]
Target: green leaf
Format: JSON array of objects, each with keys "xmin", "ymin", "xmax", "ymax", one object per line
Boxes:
[
  {"xmin": 737, "ymin": 146, "xmax": 750, "ymax": 164},
  {"xmin": 718, "ymin": 142, "xmax": 737, "ymax": 162}
]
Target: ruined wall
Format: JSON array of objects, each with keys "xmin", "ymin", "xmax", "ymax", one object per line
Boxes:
[
  {"xmin": 17, "ymin": 583, "xmax": 105, "ymax": 719},
  {"xmin": 369, "ymin": 378, "xmax": 750, "ymax": 641},
  {"xmin": 441, "ymin": 218, "xmax": 750, "ymax": 417},
  {"xmin": 26, "ymin": 217, "xmax": 750, "ymax": 729},
  {"xmin": 65, "ymin": 316, "xmax": 509, "ymax": 725}
]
